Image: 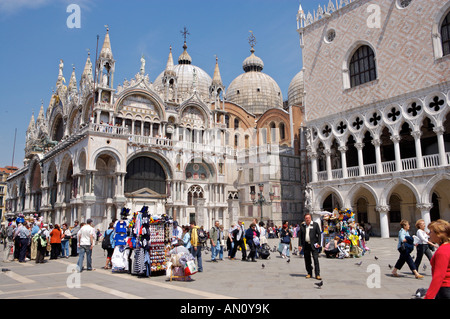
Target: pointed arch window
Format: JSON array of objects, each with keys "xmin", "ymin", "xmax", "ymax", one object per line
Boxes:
[
  {"xmin": 279, "ymin": 122, "xmax": 286, "ymax": 140},
  {"xmin": 349, "ymin": 45, "xmax": 377, "ymax": 88},
  {"xmin": 442, "ymin": 11, "xmax": 450, "ymax": 56}
]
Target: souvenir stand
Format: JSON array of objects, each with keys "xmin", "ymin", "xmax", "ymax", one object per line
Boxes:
[
  {"xmin": 321, "ymin": 209, "xmax": 366, "ymax": 258},
  {"xmin": 126, "ymin": 207, "xmax": 173, "ymax": 277},
  {"xmin": 148, "ymin": 216, "xmax": 172, "ymax": 276}
]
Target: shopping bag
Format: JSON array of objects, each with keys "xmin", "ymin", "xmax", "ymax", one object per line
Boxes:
[
  {"xmin": 184, "ymin": 260, "xmax": 198, "ymax": 276},
  {"xmin": 166, "ymin": 262, "xmax": 173, "ymax": 277}
]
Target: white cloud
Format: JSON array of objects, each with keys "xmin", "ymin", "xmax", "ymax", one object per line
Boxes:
[
  {"xmin": 0, "ymin": 0, "xmax": 52, "ymax": 15},
  {"xmin": 0, "ymin": 0, "xmax": 94, "ymax": 16}
]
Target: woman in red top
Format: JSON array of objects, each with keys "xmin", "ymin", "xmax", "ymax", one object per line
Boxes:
[
  {"xmin": 49, "ymin": 224, "xmax": 62, "ymax": 260},
  {"xmin": 425, "ymin": 219, "xmax": 450, "ymax": 299}
]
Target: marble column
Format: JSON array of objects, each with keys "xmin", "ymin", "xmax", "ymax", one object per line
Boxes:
[
  {"xmin": 376, "ymin": 205, "xmax": 390, "ymax": 239},
  {"xmin": 434, "ymin": 126, "xmax": 447, "ymax": 166},
  {"xmin": 355, "ymin": 142, "xmax": 365, "ymax": 177},
  {"xmin": 324, "ymin": 149, "xmax": 332, "ymax": 181},
  {"xmin": 412, "ymin": 131, "xmax": 423, "ymax": 169},
  {"xmin": 391, "ymin": 135, "xmax": 402, "ymax": 172},
  {"xmin": 417, "ymin": 203, "xmax": 433, "ymax": 231},
  {"xmin": 372, "ymin": 139, "xmax": 383, "ymax": 174},
  {"xmin": 309, "ymin": 152, "xmax": 318, "ymax": 183},
  {"xmin": 194, "ymin": 198, "xmax": 206, "ymax": 228},
  {"xmin": 338, "ymin": 146, "xmax": 348, "ymax": 178}
]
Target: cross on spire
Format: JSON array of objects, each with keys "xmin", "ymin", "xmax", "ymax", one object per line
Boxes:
[
  {"xmin": 180, "ymin": 27, "xmax": 190, "ymax": 43},
  {"xmin": 248, "ymin": 30, "xmax": 257, "ymax": 49}
]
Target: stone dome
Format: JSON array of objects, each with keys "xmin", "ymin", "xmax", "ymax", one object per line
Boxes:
[
  {"xmin": 227, "ymin": 48, "xmax": 283, "ymax": 115},
  {"xmin": 288, "ymin": 70, "xmax": 304, "ymax": 107},
  {"xmin": 154, "ymin": 43, "xmax": 212, "ymax": 102}
]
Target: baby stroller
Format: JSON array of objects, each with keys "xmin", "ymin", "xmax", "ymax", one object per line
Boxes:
[{"xmin": 258, "ymin": 243, "xmax": 271, "ymax": 260}]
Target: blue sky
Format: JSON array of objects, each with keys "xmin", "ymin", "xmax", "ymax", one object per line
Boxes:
[{"xmin": 0, "ymin": 0, "xmax": 319, "ymax": 168}]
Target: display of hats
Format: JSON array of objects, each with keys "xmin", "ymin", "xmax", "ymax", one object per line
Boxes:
[
  {"xmin": 140, "ymin": 206, "xmax": 148, "ymax": 213},
  {"xmin": 120, "ymin": 208, "xmax": 130, "ymax": 218}
]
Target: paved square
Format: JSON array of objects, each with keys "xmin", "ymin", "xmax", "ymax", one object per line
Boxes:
[{"xmin": 0, "ymin": 237, "xmax": 431, "ymax": 299}]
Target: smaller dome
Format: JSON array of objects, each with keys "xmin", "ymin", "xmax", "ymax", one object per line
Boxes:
[
  {"xmin": 288, "ymin": 70, "xmax": 304, "ymax": 107},
  {"xmin": 243, "ymin": 48, "xmax": 264, "ymax": 72}
]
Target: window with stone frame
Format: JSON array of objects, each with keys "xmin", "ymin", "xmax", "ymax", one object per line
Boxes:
[
  {"xmin": 349, "ymin": 45, "xmax": 377, "ymax": 88},
  {"xmin": 442, "ymin": 11, "xmax": 450, "ymax": 56},
  {"xmin": 397, "ymin": 0, "xmax": 412, "ymax": 9}
]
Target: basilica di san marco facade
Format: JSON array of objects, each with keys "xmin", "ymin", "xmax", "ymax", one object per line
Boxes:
[{"xmin": 4, "ymin": 28, "xmax": 306, "ymax": 232}]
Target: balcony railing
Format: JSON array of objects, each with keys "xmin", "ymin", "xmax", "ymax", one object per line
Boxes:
[
  {"xmin": 423, "ymin": 154, "xmax": 440, "ymax": 168},
  {"xmin": 382, "ymin": 161, "xmax": 396, "ymax": 173},
  {"xmin": 331, "ymin": 169, "xmax": 343, "ymax": 180},
  {"xmin": 126, "ymin": 134, "xmax": 292, "ymax": 158},
  {"xmin": 316, "ymin": 152, "xmax": 450, "ymax": 182},
  {"xmin": 90, "ymin": 123, "xmax": 129, "ymax": 135},
  {"xmin": 401, "ymin": 158, "xmax": 417, "ymax": 171},
  {"xmin": 364, "ymin": 163, "xmax": 377, "ymax": 176},
  {"xmin": 347, "ymin": 166, "xmax": 359, "ymax": 178}
]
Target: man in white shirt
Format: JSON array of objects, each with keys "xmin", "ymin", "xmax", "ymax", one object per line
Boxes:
[
  {"xmin": 298, "ymin": 213, "xmax": 322, "ymax": 280},
  {"xmin": 171, "ymin": 221, "xmax": 183, "ymax": 246},
  {"xmin": 76, "ymin": 219, "xmax": 95, "ymax": 272}
]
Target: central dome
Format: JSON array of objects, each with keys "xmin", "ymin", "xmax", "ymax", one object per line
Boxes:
[
  {"xmin": 227, "ymin": 48, "xmax": 283, "ymax": 115},
  {"xmin": 154, "ymin": 43, "xmax": 212, "ymax": 102}
]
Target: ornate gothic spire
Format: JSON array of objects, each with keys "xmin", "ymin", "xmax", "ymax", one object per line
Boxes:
[
  {"xmin": 164, "ymin": 46, "xmax": 176, "ymax": 76},
  {"xmin": 56, "ymin": 59, "xmax": 66, "ymax": 87},
  {"xmin": 37, "ymin": 101, "xmax": 45, "ymax": 123},
  {"xmin": 99, "ymin": 25, "xmax": 113, "ymax": 60},
  {"xmin": 27, "ymin": 112, "xmax": 35, "ymax": 134},
  {"xmin": 68, "ymin": 66, "xmax": 78, "ymax": 93},
  {"xmin": 212, "ymin": 56, "xmax": 223, "ymax": 86}
]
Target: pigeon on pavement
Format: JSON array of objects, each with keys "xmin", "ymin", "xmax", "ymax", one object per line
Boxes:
[
  {"xmin": 413, "ymin": 288, "xmax": 427, "ymax": 299},
  {"xmin": 314, "ymin": 281, "xmax": 323, "ymax": 289}
]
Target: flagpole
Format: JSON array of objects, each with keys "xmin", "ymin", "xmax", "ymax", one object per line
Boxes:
[{"xmin": 11, "ymin": 128, "xmax": 17, "ymax": 167}]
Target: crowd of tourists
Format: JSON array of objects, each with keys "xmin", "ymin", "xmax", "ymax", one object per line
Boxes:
[
  {"xmin": 1, "ymin": 214, "xmax": 99, "ymax": 272},
  {"xmin": 1, "ymin": 212, "xmax": 449, "ymax": 299}
]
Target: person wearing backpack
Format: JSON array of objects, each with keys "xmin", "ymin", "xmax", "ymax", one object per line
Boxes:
[
  {"xmin": 102, "ymin": 222, "xmax": 115, "ymax": 269},
  {"xmin": 197, "ymin": 226, "xmax": 208, "ymax": 249},
  {"xmin": 189, "ymin": 221, "xmax": 203, "ymax": 272},
  {"xmin": 35, "ymin": 224, "xmax": 50, "ymax": 264}
]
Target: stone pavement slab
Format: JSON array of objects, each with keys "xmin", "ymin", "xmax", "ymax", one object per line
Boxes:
[{"xmin": 0, "ymin": 237, "xmax": 432, "ymax": 300}]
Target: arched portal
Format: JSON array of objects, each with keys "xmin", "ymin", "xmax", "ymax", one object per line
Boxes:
[
  {"xmin": 322, "ymin": 193, "xmax": 342, "ymax": 213},
  {"xmin": 125, "ymin": 156, "xmax": 167, "ymax": 195}
]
